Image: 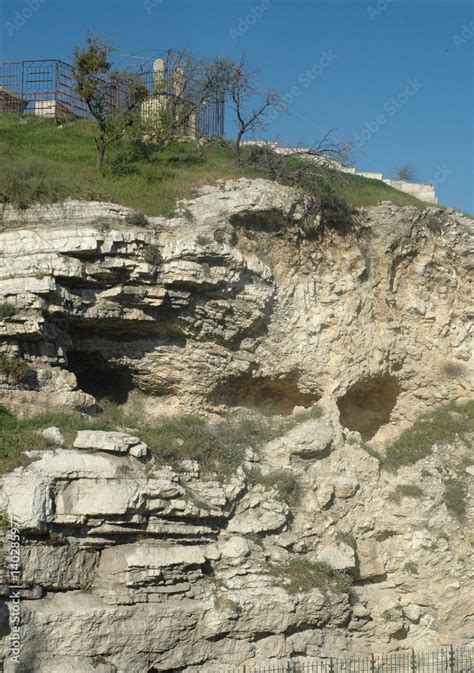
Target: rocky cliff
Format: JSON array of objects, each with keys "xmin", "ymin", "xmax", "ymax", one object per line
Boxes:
[{"xmin": 0, "ymin": 179, "xmax": 472, "ymax": 672}]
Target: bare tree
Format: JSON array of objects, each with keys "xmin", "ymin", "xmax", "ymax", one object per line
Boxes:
[
  {"xmin": 394, "ymin": 163, "xmax": 417, "ymax": 182},
  {"xmin": 72, "ymin": 34, "xmax": 148, "ymax": 171},
  {"xmin": 227, "ymin": 62, "xmax": 285, "ymax": 160},
  {"xmin": 302, "ymin": 129, "xmax": 355, "ymax": 170}
]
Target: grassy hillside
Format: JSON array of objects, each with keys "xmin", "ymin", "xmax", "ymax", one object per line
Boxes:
[{"xmin": 0, "ymin": 113, "xmax": 428, "ymax": 215}]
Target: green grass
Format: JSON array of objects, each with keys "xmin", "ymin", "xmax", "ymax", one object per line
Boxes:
[
  {"xmin": 0, "ymin": 303, "xmax": 16, "ymax": 319},
  {"xmin": 339, "ymin": 172, "xmax": 427, "ymax": 208},
  {"xmin": 0, "ymin": 114, "xmax": 258, "ymax": 215},
  {"xmin": 0, "ymin": 405, "xmax": 114, "ymax": 474},
  {"xmin": 0, "ymin": 402, "xmax": 300, "ymax": 477},
  {"xmin": 385, "ymin": 401, "xmax": 474, "ymax": 470},
  {"xmin": 270, "ymin": 558, "xmax": 352, "ymax": 595},
  {"xmin": 0, "ymin": 113, "xmax": 430, "ymax": 215}
]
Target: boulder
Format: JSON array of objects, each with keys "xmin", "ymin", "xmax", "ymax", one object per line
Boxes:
[
  {"xmin": 41, "ymin": 426, "xmax": 65, "ymax": 446},
  {"xmin": 73, "ymin": 431, "xmax": 148, "ymax": 458}
]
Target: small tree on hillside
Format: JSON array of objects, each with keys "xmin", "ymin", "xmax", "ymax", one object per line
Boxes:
[
  {"xmin": 394, "ymin": 163, "xmax": 417, "ymax": 182},
  {"xmin": 72, "ymin": 34, "xmax": 148, "ymax": 171},
  {"xmin": 225, "ymin": 61, "xmax": 285, "ymax": 160}
]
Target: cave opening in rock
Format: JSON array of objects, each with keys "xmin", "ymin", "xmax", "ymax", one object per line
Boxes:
[
  {"xmin": 337, "ymin": 375, "xmax": 400, "ymax": 440},
  {"xmin": 209, "ymin": 373, "xmax": 320, "ymax": 416},
  {"xmin": 66, "ymin": 351, "xmax": 134, "ymax": 404}
]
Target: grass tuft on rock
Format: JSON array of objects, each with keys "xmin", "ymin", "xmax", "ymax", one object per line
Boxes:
[
  {"xmin": 270, "ymin": 557, "xmax": 352, "ymax": 595},
  {"xmin": 247, "ymin": 468, "xmax": 302, "ymax": 507},
  {"xmin": 385, "ymin": 401, "xmax": 473, "ymax": 469},
  {"xmin": 444, "ymin": 478, "xmax": 467, "ymax": 518},
  {"xmin": 0, "ymin": 406, "xmax": 113, "ymax": 474},
  {"xmin": 0, "ymin": 303, "xmax": 16, "ymax": 319}
]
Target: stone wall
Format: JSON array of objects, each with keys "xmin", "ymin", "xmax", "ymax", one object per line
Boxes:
[{"xmin": 242, "ymin": 141, "xmax": 439, "ymax": 204}]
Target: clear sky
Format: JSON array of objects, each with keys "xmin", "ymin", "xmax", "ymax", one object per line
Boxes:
[{"xmin": 0, "ymin": 0, "xmax": 473, "ymax": 212}]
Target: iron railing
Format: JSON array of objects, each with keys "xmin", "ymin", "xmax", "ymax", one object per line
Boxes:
[
  {"xmin": 0, "ymin": 56, "xmax": 225, "ymax": 137},
  {"xmin": 202, "ymin": 647, "xmax": 473, "ymax": 673}
]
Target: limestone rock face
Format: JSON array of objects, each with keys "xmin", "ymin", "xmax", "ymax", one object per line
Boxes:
[
  {"xmin": 0, "ymin": 181, "xmax": 473, "ymax": 670},
  {"xmin": 0, "ymin": 181, "xmax": 471, "ymax": 430}
]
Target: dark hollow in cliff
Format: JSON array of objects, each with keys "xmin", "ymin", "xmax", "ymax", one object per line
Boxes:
[
  {"xmin": 208, "ymin": 373, "xmax": 320, "ymax": 416},
  {"xmin": 66, "ymin": 350, "xmax": 134, "ymax": 404},
  {"xmin": 337, "ymin": 375, "xmax": 400, "ymax": 439}
]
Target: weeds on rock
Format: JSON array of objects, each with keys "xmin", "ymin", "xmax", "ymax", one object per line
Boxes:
[
  {"xmin": 248, "ymin": 468, "xmax": 302, "ymax": 507},
  {"xmin": 0, "ymin": 355, "xmax": 31, "ymax": 383},
  {"xmin": 387, "ymin": 484, "xmax": 424, "ymax": 504},
  {"xmin": 125, "ymin": 211, "xmax": 148, "ymax": 227},
  {"xmin": 0, "ymin": 406, "xmax": 113, "ymax": 474},
  {"xmin": 0, "ymin": 303, "xmax": 15, "ymax": 319},
  {"xmin": 137, "ymin": 415, "xmax": 246, "ymax": 476},
  {"xmin": 270, "ymin": 557, "xmax": 352, "ymax": 595},
  {"xmin": 444, "ymin": 478, "xmax": 467, "ymax": 518},
  {"xmin": 385, "ymin": 401, "xmax": 474, "ymax": 470},
  {"xmin": 403, "ymin": 561, "xmax": 418, "ymax": 575}
]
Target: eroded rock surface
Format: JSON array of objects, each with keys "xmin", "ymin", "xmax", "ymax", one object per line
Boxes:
[{"xmin": 0, "ymin": 180, "xmax": 473, "ymax": 671}]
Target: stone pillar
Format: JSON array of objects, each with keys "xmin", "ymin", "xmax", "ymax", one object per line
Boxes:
[{"xmin": 152, "ymin": 58, "xmax": 165, "ymax": 90}]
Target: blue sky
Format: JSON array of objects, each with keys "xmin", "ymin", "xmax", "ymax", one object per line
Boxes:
[{"xmin": 0, "ymin": 0, "xmax": 473, "ymax": 211}]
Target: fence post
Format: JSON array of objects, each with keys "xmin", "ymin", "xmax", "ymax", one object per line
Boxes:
[
  {"xmin": 411, "ymin": 649, "xmax": 416, "ymax": 673},
  {"xmin": 449, "ymin": 646, "xmax": 455, "ymax": 673},
  {"xmin": 370, "ymin": 654, "xmax": 376, "ymax": 673}
]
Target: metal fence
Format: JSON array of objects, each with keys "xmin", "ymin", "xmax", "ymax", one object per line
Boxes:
[
  {"xmin": 0, "ymin": 56, "xmax": 225, "ymax": 137},
  {"xmin": 208, "ymin": 648, "xmax": 473, "ymax": 673}
]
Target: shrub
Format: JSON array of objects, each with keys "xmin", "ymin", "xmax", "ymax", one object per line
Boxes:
[
  {"xmin": 242, "ymin": 145, "xmax": 355, "ymax": 237},
  {"xmin": 0, "ymin": 355, "xmax": 31, "ymax": 383},
  {"xmin": 388, "ymin": 484, "xmax": 424, "ymax": 504},
  {"xmin": 0, "ymin": 303, "xmax": 15, "ymax": 319},
  {"xmin": 142, "ymin": 243, "xmax": 161, "ymax": 268},
  {"xmin": 403, "ymin": 561, "xmax": 418, "ymax": 574},
  {"xmin": 319, "ymin": 187, "xmax": 355, "ymax": 233},
  {"xmin": 382, "ymin": 608, "xmax": 402, "ymax": 622},
  {"xmin": 0, "ymin": 510, "xmax": 10, "ymax": 528},
  {"xmin": 0, "ymin": 158, "xmax": 67, "ymax": 209},
  {"xmin": 385, "ymin": 401, "xmax": 474, "ymax": 470},
  {"xmin": 125, "ymin": 211, "xmax": 148, "ymax": 227},
  {"xmin": 255, "ymin": 469, "xmax": 302, "ymax": 507},
  {"xmin": 271, "ymin": 558, "xmax": 352, "ymax": 595},
  {"xmin": 442, "ymin": 362, "xmax": 467, "ymax": 379},
  {"xmin": 444, "ymin": 478, "xmax": 467, "ymax": 518}
]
